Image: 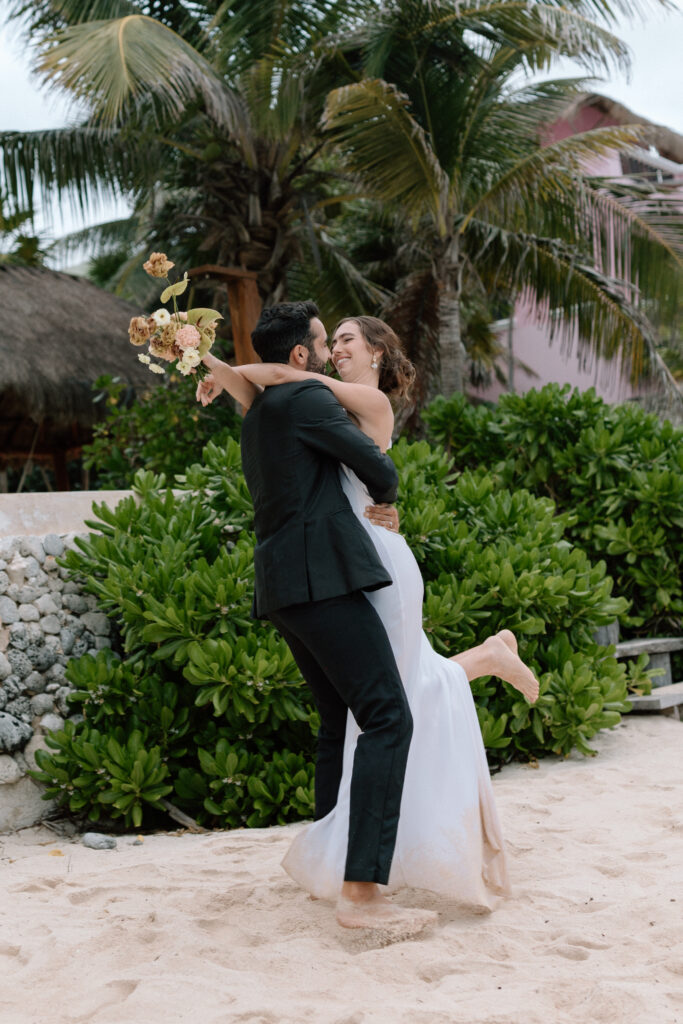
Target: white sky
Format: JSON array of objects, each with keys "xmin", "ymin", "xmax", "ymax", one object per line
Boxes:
[{"xmin": 1, "ymin": 2, "xmax": 682, "ymax": 262}]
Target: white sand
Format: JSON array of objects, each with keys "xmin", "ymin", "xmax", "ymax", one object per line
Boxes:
[{"xmin": 1, "ymin": 714, "xmax": 682, "ymax": 1024}]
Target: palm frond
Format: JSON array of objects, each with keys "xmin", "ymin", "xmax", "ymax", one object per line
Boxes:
[
  {"xmin": 0, "ymin": 125, "xmax": 147, "ymax": 215},
  {"xmin": 49, "ymin": 215, "xmax": 139, "ymax": 261},
  {"xmin": 464, "ymin": 123, "xmax": 653, "ymax": 227},
  {"xmin": 322, "ymin": 79, "xmax": 450, "ymax": 233},
  {"xmin": 287, "ymin": 227, "xmax": 390, "ymax": 327},
  {"xmin": 414, "ymin": 1, "xmax": 631, "ymax": 76},
  {"xmin": 466, "ymin": 217, "xmax": 670, "ymax": 383},
  {"xmin": 37, "ymin": 15, "xmax": 245, "ymax": 133}
]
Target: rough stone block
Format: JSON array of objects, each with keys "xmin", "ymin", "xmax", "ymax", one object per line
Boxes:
[
  {"xmin": 59, "ymin": 628, "xmax": 75, "ymax": 655},
  {"xmin": 6, "ymin": 649, "xmax": 32, "ymax": 679},
  {"xmin": 1, "ymin": 676, "xmax": 22, "ymax": 699},
  {"xmin": 43, "ymin": 535, "xmax": 65, "ymax": 558},
  {"xmin": 62, "ymin": 594, "xmax": 89, "ymax": 614},
  {"xmin": 18, "ymin": 604, "xmax": 40, "ymax": 622},
  {"xmin": 0, "ymin": 754, "xmax": 23, "ymax": 785},
  {"xmin": 30, "ymin": 694, "xmax": 55, "ymax": 717},
  {"xmin": 24, "ymin": 671, "xmax": 46, "ymax": 694},
  {"xmin": 0, "ymin": 596, "xmax": 19, "ymax": 625},
  {"xmin": 5, "ymin": 696, "xmax": 31, "ymax": 721},
  {"xmin": 8, "ymin": 622, "xmax": 27, "ymax": 647},
  {"xmin": 0, "ymin": 570, "xmax": 9, "ymax": 595},
  {"xmin": 35, "ymin": 594, "xmax": 60, "ymax": 616},
  {"xmin": 20, "ymin": 537, "xmax": 46, "ymax": 564},
  {"xmin": 0, "ymin": 712, "xmax": 33, "ymax": 752},
  {"xmin": 0, "ymin": 539, "xmax": 20, "ymax": 562},
  {"xmin": 40, "ymin": 614, "xmax": 61, "ymax": 635},
  {"xmin": 81, "ymin": 612, "xmax": 110, "ymax": 637},
  {"xmin": 38, "ymin": 713, "xmax": 65, "ymax": 734},
  {"xmin": 0, "ymin": 651, "xmax": 11, "ymax": 681},
  {"xmin": 23, "ymin": 733, "xmax": 50, "ymax": 772},
  {"xmin": 27, "ymin": 646, "xmax": 56, "ymax": 672},
  {"xmin": 0, "ymin": 775, "xmax": 54, "ymax": 831},
  {"xmin": 83, "ymin": 833, "xmax": 117, "ymax": 851}
]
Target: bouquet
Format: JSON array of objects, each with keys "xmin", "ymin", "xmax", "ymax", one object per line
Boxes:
[{"xmin": 128, "ymin": 252, "xmax": 222, "ymax": 377}]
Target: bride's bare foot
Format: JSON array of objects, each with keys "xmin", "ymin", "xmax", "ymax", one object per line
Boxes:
[
  {"xmin": 336, "ymin": 884, "xmax": 437, "ymax": 943},
  {"xmin": 451, "ymin": 630, "xmax": 540, "ymax": 701},
  {"xmin": 482, "ymin": 634, "xmax": 540, "ymax": 703},
  {"xmin": 495, "ymin": 628, "xmax": 518, "ymax": 656}
]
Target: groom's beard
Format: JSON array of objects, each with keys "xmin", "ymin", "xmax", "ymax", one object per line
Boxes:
[{"xmin": 306, "ymin": 352, "xmax": 328, "ymax": 374}]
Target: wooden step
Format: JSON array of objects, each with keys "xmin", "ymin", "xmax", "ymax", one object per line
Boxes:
[
  {"xmin": 616, "ymin": 637, "xmax": 683, "ymax": 657},
  {"xmin": 628, "ymin": 681, "xmax": 683, "ymax": 711}
]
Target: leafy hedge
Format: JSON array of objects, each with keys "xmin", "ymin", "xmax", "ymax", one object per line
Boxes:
[
  {"xmin": 32, "ymin": 431, "xmax": 648, "ymax": 830},
  {"xmin": 424, "ymin": 384, "xmax": 683, "ymax": 641},
  {"xmin": 83, "ymin": 373, "xmax": 241, "ymax": 488}
]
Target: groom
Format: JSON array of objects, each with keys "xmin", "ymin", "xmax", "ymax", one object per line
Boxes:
[{"xmin": 239, "ymin": 300, "xmax": 434, "ymax": 936}]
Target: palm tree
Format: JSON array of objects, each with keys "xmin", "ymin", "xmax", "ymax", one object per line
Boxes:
[
  {"xmin": 0, "ymin": 1, "xmax": 384, "ymax": 318},
  {"xmin": 320, "ymin": 0, "xmax": 683, "ymax": 397},
  {"xmin": 2, "ymin": 0, "xmax": 681, "ymax": 400}
]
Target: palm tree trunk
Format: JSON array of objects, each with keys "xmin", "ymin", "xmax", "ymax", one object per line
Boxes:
[{"xmin": 438, "ymin": 241, "xmax": 467, "ymax": 396}]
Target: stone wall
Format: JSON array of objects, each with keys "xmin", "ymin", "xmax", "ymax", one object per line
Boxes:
[{"xmin": 0, "ymin": 532, "xmax": 114, "ymax": 830}]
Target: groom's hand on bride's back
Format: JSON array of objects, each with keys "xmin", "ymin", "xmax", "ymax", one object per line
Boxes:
[{"xmin": 364, "ymin": 503, "xmax": 400, "ymax": 533}]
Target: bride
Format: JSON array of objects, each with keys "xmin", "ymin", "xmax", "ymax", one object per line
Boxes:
[{"xmin": 196, "ymin": 314, "xmax": 539, "ymax": 910}]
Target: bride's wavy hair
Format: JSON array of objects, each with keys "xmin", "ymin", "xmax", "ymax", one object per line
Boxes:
[{"xmin": 332, "ymin": 316, "xmax": 416, "ymax": 401}]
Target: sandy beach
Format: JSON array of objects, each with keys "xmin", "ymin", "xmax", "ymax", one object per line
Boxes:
[{"xmin": 1, "ymin": 714, "xmax": 682, "ymax": 1024}]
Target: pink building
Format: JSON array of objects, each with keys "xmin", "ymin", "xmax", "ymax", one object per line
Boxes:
[{"xmin": 471, "ymin": 94, "xmax": 683, "ymax": 409}]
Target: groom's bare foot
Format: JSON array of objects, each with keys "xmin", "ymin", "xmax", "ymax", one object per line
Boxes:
[
  {"xmin": 482, "ymin": 634, "xmax": 540, "ymax": 703},
  {"xmin": 336, "ymin": 883, "xmax": 437, "ymax": 942}
]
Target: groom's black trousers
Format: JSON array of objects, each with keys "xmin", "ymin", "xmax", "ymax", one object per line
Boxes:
[{"xmin": 269, "ymin": 590, "xmax": 412, "ymax": 885}]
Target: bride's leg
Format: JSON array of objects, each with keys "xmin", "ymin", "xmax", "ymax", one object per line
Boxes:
[{"xmin": 450, "ymin": 630, "xmax": 539, "ymax": 703}]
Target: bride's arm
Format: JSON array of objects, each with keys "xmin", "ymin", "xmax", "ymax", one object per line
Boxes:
[
  {"xmin": 196, "ymin": 353, "xmax": 260, "ymax": 409},
  {"xmin": 238, "ymin": 363, "xmax": 394, "ymax": 450}
]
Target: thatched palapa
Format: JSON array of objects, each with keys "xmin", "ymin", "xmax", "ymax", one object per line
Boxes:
[{"xmin": 0, "ymin": 265, "xmax": 156, "ymax": 489}]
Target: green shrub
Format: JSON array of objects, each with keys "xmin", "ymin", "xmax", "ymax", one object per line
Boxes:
[
  {"xmin": 32, "ymin": 430, "xmax": 647, "ymax": 826},
  {"xmin": 423, "ymin": 384, "xmax": 683, "ymax": 640},
  {"xmin": 391, "ymin": 439, "xmax": 636, "ymax": 759},
  {"xmin": 83, "ymin": 374, "xmax": 241, "ymax": 487},
  {"xmin": 32, "ymin": 441, "xmax": 317, "ymax": 829}
]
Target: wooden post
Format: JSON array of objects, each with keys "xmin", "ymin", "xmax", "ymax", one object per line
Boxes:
[
  {"xmin": 188, "ymin": 265, "xmax": 261, "ymax": 365},
  {"xmin": 52, "ymin": 450, "xmax": 69, "ymax": 491}
]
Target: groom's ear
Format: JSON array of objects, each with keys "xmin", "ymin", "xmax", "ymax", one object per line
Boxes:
[{"xmin": 289, "ymin": 345, "xmax": 308, "ymax": 367}]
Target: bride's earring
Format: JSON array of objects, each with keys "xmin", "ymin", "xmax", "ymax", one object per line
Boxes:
[{"xmin": 371, "ymin": 356, "xmax": 378, "ymax": 369}]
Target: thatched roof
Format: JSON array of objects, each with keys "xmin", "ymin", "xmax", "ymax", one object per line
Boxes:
[{"xmin": 0, "ymin": 265, "xmax": 156, "ymax": 462}]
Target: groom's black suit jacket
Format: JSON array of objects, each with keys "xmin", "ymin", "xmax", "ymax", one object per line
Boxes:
[{"xmin": 241, "ymin": 379, "xmax": 399, "ymax": 618}]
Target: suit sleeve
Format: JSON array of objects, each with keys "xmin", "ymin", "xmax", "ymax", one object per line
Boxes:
[{"xmin": 291, "ymin": 381, "xmax": 398, "ymax": 503}]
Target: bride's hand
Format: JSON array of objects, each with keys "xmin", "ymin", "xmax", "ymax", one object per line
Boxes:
[
  {"xmin": 196, "ymin": 370, "xmax": 223, "ymax": 406},
  {"xmin": 364, "ymin": 503, "xmax": 399, "ymax": 533}
]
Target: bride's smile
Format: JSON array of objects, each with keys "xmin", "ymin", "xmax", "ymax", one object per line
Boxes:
[{"xmin": 331, "ymin": 320, "xmax": 380, "ymax": 386}]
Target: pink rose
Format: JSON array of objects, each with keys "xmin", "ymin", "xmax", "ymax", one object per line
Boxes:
[{"xmin": 175, "ymin": 324, "xmax": 201, "ymax": 350}]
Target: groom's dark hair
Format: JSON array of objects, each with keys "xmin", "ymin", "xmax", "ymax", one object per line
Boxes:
[{"xmin": 251, "ymin": 300, "xmax": 320, "ymax": 364}]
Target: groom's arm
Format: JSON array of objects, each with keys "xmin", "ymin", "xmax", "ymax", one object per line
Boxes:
[{"xmin": 292, "ymin": 381, "xmax": 398, "ymax": 503}]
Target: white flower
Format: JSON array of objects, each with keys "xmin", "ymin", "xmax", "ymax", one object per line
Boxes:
[
  {"xmin": 149, "ymin": 363, "xmax": 165, "ymax": 375},
  {"xmin": 181, "ymin": 348, "xmax": 201, "ymax": 368},
  {"xmin": 177, "ymin": 359, "xmax": 194, "ymax": 376},
  {"xmin": 150, "ymin": 308, "xmax": 172, "ymax": 327},
  {"xmin": 138, "ymin": 353, "xmax": 151, "ymax": 364}
]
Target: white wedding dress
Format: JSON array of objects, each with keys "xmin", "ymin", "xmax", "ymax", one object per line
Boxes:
[{"xmin": 282, "ymin": 464, "xmax": 511, "ymax": 908}]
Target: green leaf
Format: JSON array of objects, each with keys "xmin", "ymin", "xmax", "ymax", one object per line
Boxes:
[{"xmin": 160, "ymin": 274, "xmax": 189, "ymax": 303}]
